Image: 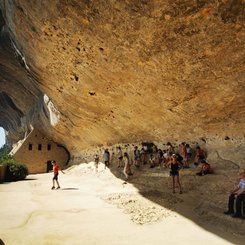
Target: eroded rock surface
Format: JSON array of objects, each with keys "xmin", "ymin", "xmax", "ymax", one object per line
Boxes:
[{"xmin": 0, "ymin": 1, "xmax": 244, "ymax": 158}]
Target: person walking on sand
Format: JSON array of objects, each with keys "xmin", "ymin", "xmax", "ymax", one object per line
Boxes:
[
  {"xmin": 103, "ymin": 149, "xmax": 110, "ymax": 169},
  {"xmin": 224, "ymin": 169, "xmax": 245, "ymax": 218},
  {"xmin": 117, "ymin": 146, "xmax": 123, "ymax": 168},
  {"xmin": 51, "ymin": 160, "xmax": 65, "ymax": 190},
  {"xmin": 123, "ymin": 152, "xmax": 133, "ymax": 181},
  {"xmin": 167, "ymin": 154, "xmax": 182, "ymax": 194},
  {"xmin": 94, "ymin": 154, "xmax": 100, "ymax": 172}
]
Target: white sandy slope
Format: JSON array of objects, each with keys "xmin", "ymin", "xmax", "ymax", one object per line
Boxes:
[{"xmin": 0, "ymin": 162, "xmax": 243, "ymax": 245}]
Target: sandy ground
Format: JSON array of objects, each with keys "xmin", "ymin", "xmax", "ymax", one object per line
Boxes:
[{"xmin": 0, "ymin": 161, "xmax": 244, "ymax": 245}]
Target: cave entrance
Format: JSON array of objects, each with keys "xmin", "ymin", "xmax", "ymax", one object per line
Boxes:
[{"xmin": 46, "ymin": 160, "xmax": 53, "ymax": 173}]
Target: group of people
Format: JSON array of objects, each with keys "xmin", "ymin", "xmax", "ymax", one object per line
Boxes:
[
  {"xmin": 95, "ymin": 147, "xmax": 133, "ymax": 180},
  {"xmin": 95, "ymin": 142, "xmax": 211, "ymax": 191},
  {"xmin": 50, "ymin": 142, "xmax": 245, "ymax": 219}
]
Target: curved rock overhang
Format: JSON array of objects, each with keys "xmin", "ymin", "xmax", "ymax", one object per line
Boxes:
[{"xmin": 0, "ymin": 1, "xmax": 244, "ymax": 156}]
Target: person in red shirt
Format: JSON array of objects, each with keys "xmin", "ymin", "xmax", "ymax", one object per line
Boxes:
[
  {"xmin": 51, "ymin": 160, "xmax": 65, "ymax": 190},
  {"xmin": 196, "ymin": 160, "xmax": 211, "ymax": 176},
  {"xmin": 194, "ymin": 146, "xmax": 206, "ymax": 166}
]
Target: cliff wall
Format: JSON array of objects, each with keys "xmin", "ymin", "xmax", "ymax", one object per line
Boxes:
[{"xmin": 0, "ymin": 0, "xmax": 244, "ymax": 163}]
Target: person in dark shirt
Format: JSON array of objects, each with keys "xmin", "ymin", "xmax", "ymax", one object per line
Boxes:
[
  {"xmin": 167, "ymin": 154, "xmax": 182, "ymax": 194},
  {"xmin": 134, "ymin": 146, "xmax": 141, "ymax": 168}
]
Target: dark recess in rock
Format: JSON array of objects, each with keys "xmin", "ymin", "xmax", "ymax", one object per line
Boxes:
[
  {"xmin": 89, "ymin": 91, "xmax": 96, "ymax": 96},
  {"xmin": 74, "ymin": 75, "xmax": 79, "ymax": 81},
  {"xmin": 200, "ymin": 138, "xmax": 206, "ymax": 143},
  {"xmin": 218, "ymin": 0, "xmax": 245, "ymax": 23}
]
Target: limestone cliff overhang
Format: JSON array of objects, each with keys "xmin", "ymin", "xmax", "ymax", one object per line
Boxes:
[{"xmin": 0, "ymin": 1, "xmax": 244, "ymax": 155}]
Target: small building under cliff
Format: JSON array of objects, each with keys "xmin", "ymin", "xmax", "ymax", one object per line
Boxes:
[{"xmin": 11, "ymin": 129, "xmax": 69, "ymax": 174}]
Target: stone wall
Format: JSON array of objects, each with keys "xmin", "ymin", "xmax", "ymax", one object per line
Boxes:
[{"xmin": 14, "ymin": 130, "xmax": 69, "ymax": 174}]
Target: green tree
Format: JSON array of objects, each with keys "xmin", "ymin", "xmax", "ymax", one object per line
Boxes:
[{"xmin": 0, "ymin": 144, "xmax": 28, "ymax": 181}]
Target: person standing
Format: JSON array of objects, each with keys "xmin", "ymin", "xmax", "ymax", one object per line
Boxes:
[
  {"xmin": 167, "ymin": 154, "xmax": 182, "ymax": 194},
  {"xmin": 94, "ymin": 154, "xmax": 100, "ymax": 172},
  {"xmin": 51, "ymin": 160, "xmax": 65, "ymax": 190},
  {"xmin": 194, "ymin": 146, "xmax": 206, "ymax": 166},
  {"xmin": 103, "ymin": 149, "xmax": 110, "ymax": 169},
  {"xmin": 180, "ymin": 142, "xmax": 188, "ymax": 168},
  {"xmin": 142, "ymin": 144, "xmax": 148, "ymax": 165},
  {"xmin": 186, "ymin": 143, "xmax": 192, "ymax": 166},
  {"xmin": 134, "ymin": 146, "xmax": 141, "ymax": 167},
  {"xmin": 157, "ymin": 148, "xmax": 164, "ymax": 169},
  {"xmin": 117, "ymin": 146, "xmax": 123, "ymax": 168},
  {"xmin": 166, "ymin": 142, "xmax": 175, "ymax": 157},
  {"xmin": 123, "ymin": 152, "xmax": 133, "ymax": 181}
]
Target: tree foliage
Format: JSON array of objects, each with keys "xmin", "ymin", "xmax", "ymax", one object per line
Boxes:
[{"xmin": 0, "ymin": 145, "xmax": 28, "ymax": 181}]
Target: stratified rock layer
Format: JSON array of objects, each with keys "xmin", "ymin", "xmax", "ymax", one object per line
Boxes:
[{"xmin": 0, "ymin": 1, "xmax": 244, "ymax": 157}]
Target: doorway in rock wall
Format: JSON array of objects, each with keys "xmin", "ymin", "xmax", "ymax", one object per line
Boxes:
[{"xmin": 47, "ymin": 160, "xmax": 53, "ymax": 173}]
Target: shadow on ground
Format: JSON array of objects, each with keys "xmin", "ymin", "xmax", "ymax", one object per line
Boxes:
[
  {"xmin": 61, "ymin": 187, "xmax": 79, "ymax": 190},
  {"xmin": 108, "ymin": 156, "xmax": 244, "ymax": 244}
]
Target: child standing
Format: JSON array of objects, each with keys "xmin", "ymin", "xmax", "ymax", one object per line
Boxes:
[{"xmin": 51, "ymin": 160, "xmax": 65, "ymax": 190}]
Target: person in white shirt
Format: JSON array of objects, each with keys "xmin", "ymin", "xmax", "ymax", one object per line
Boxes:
[{"xmin": 224, "ymin": 169, "xmax": 245, "ymax": 218}]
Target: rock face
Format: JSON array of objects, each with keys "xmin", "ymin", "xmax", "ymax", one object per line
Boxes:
[{"xmin": 0, "ymin": 1, "xmax": 244, "ymax": 159}]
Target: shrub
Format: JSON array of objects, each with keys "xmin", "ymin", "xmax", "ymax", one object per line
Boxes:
[
  {"xmin": 2, "ymin": 160, "xmax": 28, "ymax": 182},
  {"xmin": 0, "ymin": 145, "xmax": 12, "ymax": 163},
  {"xmin": 0, "ymin": 145, "xmax": 28, "ymax": 181}
]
